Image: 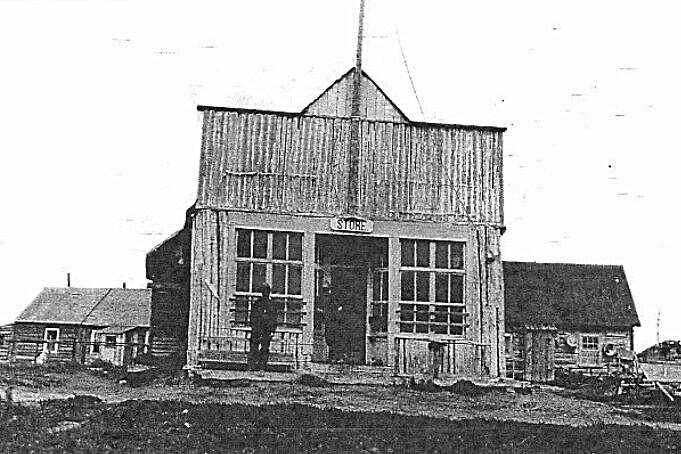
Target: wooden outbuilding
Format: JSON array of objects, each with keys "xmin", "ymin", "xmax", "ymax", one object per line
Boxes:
[
  {"xmin": 148, "ymin": 66, "xmax": 507, "ymax": 379},
  {"xmin": 504, "ymin": 261, "xmax": 640, "ymax": 381},
  {"xmin": 0, "ymin": 324, "xmax": 12, "ymax": 361},
  {"xmin": 11, "ymin": 287, "xmax": 151, "ymax": 366}
]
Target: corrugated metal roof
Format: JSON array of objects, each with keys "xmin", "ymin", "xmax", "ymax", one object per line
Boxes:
[
  {"xmin": 15, "ymin": 287, "xmax": 151, "ymax": 327},
  {"xmin": 504, "ymin": 261, "xmax": 640, "ymax": 330}
]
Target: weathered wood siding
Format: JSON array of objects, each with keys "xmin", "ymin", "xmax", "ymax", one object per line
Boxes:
[
  {"xmin": 0, "ymin": 325, "xmax": 12, "ymax": 361},
  {"xmin": 185, "ymin": 210, "xmax": 505, "ymax": 377},
  {"xmin": 302, "ymin": 70, "xmax": 408, "ymax": 122},
  {"xmin": 554, "ymin": 329, "xmax": 632, "ymax": 374},
  {"xmin": 12, "ymin": 323, "xmax": 79, "ymax": 362},
  {"xmin": 150, "ymin": 285, "xmax": 189, "ymax": 358},
  {"xmin": 394, "ymin": 338, "xmax": 480, "ymax": 378},
  {"xmin": 196, "ymin": 109, "xmax": 504, "ymax": 225},
  {"xmin": 147, "ymin": 226, "xmax": 190, "ymax": 360},
  {"xmin": 507, "ymin": 328, "xmax": 634, "ymax": 379}
]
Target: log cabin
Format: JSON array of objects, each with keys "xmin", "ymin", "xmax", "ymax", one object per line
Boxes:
[
  {"xmin": 11, "ymin": 287, "xmax": 151, "ymax": 366},
  {"xmin": 504, "ymin": 261, "xmax": 640, "ymax": 382},
  {"xmin": 147, "ymin": 65, "xmax": 507, "ymax": 379},
  {"xmin": 0, "ymin": 324, "xmax": 12, "ymax": 361}
]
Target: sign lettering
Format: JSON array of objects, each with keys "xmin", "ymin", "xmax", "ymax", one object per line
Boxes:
[{"xmin": 330, "ymin": 217, "xmax": 374, "ymax": 234}]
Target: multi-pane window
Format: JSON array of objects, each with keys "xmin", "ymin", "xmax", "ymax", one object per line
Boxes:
[
  {"xmin": 399, "ymin": 239, "xmax": 466, "ymax": 335},
  {"xmin": 581, "ymin": 335, "xmax": 599, "ymax": 350},
  {"xmin": 370, "ymin": 270, "xmax": 389, "ymax": 333},
  {"xmin": 235, "ymin": 229, "xmax": 303, "ymax": 327},
  {"xmin": 579, "ymin": 334, "xmax": 600, "ymax": 366}
]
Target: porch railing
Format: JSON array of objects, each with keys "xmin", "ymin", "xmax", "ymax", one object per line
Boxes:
[{"xmin": 197, "ymin": 296, "xmax": 308, "ymax": 367}]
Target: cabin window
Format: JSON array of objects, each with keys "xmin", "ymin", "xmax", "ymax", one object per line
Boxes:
[
  {"xmin": 90, "ymin": 331, "xmax": 100, "ymax": 354},
  {"xmin": 579, "ymin": 334, "xmax": 600, "ymax": 367},
  {"xmin": 43, "ymin": 328, "xmax": 59, "ymax": 353},
  {"xmin": 105, "ymin": 335, "xmax": 117, "ymax": 347},
  {"xmin": 399, "ymin": 239, "xmax": 466, "ymax": 335},
  {"xmin": 370, "ymin": 269, "xmax": 389, "ymax": 333},
  {"xmin": 581, "ymin": 335, "xmax": 599, "ymax": 350},
  {"xmin": 235, "ymin": 229, "xmax": 304, "ymax": 326}
]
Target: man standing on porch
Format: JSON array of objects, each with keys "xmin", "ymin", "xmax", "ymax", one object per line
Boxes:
[{"xmin": 248, "ymin": 283, "xmax": 277, "ymax": 370}]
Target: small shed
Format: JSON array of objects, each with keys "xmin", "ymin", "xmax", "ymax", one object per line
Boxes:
[
  {"xmin": 13, "ymin": 287, "xmax": 151, "ymax": 366},
  {"xmin": 504, "ymin": 261, "xmax": 640, "ymax": 381}
]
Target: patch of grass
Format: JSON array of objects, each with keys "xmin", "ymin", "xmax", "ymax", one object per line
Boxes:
[
  {"xmin": 2, "ymin": 399, "xmax": 681, "ymax": 453},
  {"xmin": 295, "ymin": 374, "xmax": 332, "ymax": 387}
]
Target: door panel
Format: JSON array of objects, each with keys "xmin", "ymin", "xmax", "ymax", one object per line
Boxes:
[{"xmin": 327, "ymin": 268, "xmax": 367, "ymax": 364}]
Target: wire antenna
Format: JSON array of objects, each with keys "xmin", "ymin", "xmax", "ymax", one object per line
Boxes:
[{"xmin": 396, "ymin": 28, "xmax": 426, "ymax": 119}]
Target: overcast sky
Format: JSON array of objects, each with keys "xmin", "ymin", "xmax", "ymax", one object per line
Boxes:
[{"xmin": 0, "ymin": 0, "xmax": 678, "ymax": 351}]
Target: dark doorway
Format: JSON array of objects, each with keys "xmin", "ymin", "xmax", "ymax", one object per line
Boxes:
[
  {"xmin": 315, "ymin": 234, "xmax": 387, "ymax": 364},
  {"xmin": 327, "ymin": 268, "xmax": 366, "ymax": 363}
]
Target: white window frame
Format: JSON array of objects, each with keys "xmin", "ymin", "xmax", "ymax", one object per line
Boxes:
[
  {"xmin": 90, "ymin": 330, "xmax": 100, "ymax": 354},
  {"xmin": 235, "ymin": 229, "xmax": 304, "ymax": 327},
  {"xmin": 398, "ymin": 239, "xmax": 467, "ymax": 336},
  {"xmin": 579, "ymin": 334, "xmax": 601, "ymax": 367},
  {"xmin": 43, "ymin": 328, "xmax": 60, "ymax": 353},
  {"xmin": 105, "ymin": 335, "xmax": 117, "ymax": 348},
  {"xmin": 581, "ymin": 335, "xmax": 599, "ymax": 351}
]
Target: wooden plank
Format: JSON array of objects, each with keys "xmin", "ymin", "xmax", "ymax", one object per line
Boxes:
[
  {"xmin": 656, "ymin": 381, "xmax": 675, "ymax": 402},
  {"xmin": 198, "ymin": 111, "xmax": 504, "ymax": 224}
]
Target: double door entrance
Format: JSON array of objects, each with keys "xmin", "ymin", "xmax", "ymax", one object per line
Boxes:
[{"xmin": 314, "ymin": 234, "xmax": 387, "ymax": 364}]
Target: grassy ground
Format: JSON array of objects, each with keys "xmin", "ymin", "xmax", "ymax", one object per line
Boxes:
[
  {"xmin": 2, "ymin": 398, "xmax": 681, "ymax": 453},
  {"xmin": 2, "ymin": 363, "xmax": 681, "ymax": 453}
]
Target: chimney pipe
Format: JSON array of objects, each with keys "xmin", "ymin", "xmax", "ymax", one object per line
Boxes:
[
  {"xmin": 123, "ymin": 282, "xmax": 126, "ymax": 289},
  {"xmin": 67, "ymin": 273, "xmax": 71, "ymax": 287}
]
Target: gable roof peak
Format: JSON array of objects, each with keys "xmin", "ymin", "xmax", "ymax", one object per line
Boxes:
[{"xmin": 301, "ymin": 67, "xmax": 410, "ymax": 123}]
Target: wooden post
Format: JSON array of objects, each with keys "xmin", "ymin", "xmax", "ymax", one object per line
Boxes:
[
  {"xmin": 347, "ymin": 0, "xmax": 365, "ymax": 214},
  {"xmin": 301, "ymin": 232, "xmax": 316, "ymax": 366},
  {"xmin": 387, "ymin": 236, "xmax": 400, "ymax": 368}
]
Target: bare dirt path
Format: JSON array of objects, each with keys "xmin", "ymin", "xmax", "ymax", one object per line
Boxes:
[{"xmin": 6, "ymin": 369, "xmax": 680, "ymax": 431}]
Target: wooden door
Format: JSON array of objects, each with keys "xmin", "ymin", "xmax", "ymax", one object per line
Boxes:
[
  {"xmin": 328, "ymin": 267, "xmax": 367, "ymax": 364},
  {"xmin": 524, "ymin": 330, "xmax": 556, "ymax": 382}
]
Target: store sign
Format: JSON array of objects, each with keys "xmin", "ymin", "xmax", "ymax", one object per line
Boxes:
[{"xmin": 330, "ymin": 217, "xmax": 374, "ymax": 234}]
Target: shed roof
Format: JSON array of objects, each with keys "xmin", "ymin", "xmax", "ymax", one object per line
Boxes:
[
  {"xmin": 504, "ymin": 261, "xmax": 640, "ymax": 330},
  {"xmin": 16, "ymin": 288, "xmax": 151, "ymax": 327}
]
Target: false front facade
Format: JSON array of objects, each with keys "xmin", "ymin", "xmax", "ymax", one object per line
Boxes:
[{"xmin": 148, "ymin": 69, "xmax": 506, "ymax": 378}]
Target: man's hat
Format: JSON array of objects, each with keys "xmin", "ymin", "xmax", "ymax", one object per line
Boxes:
[{"xmin": 258, "ymin": 282, "xmax": 271, "ymax": 293}]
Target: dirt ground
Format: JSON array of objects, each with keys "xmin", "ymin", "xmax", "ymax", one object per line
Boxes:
[{"xmin": 2, "ymin": 364, "xmax": 681, "ymax": 453}]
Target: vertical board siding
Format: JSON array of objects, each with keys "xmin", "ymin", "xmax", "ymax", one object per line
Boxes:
[
  {"xmin": 198, "ymin": 110, "xmax": 503, "ymax": 225},
  {"xmin": 303, "ymin": 71, "xmax": 408, "ymax": 123}
]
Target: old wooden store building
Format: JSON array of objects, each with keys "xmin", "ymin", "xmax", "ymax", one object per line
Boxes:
[{"xmin": 147, "ymin": 61, "xmax": 507, "ymax": 379}]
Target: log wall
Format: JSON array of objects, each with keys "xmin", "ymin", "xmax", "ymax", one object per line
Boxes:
[
  {"xmin": 149, "ymin": 284, "xmax": 189, "ymax": 358},
  {"xmin": 554, "ymin": 329, "xmax": 632, "ymax": 374},
  {"xmin": 11, "ymin": 323, "xmax": 80, "ymax": 362},
  {"xmin": 506, "ymin": 328, "xmax": 634, "ymax": 379}
]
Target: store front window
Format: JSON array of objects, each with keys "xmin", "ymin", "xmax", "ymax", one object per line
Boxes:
[{"xmin": 399, "ymin": 239, "xmax": 466, "ymax": 335}]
